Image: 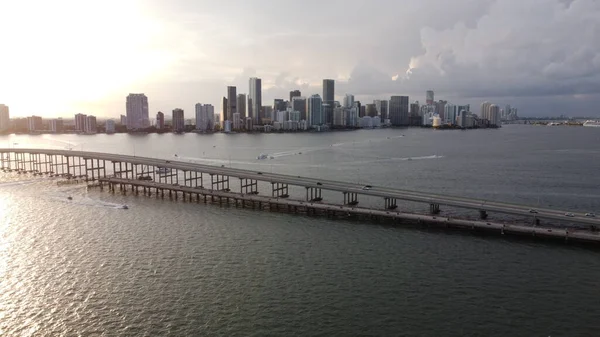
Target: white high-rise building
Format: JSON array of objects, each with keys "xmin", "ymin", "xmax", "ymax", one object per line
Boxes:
[
  {"xmin": 489, "ymin": 104, "xmax": 501, "ymax": 126},
  {"xmin": 444, "ymin": 104, "xmax": 458, "ymax": 124},
  {"xmin": 74, "ymin": 113, "xmax": 87, "ymax": 132},
  {"xmin": 126, "ymin": 94, "xmax": 149, "ymax": 130},
  {"xmin": 333, "ymin": 107, "xmax": 346, "ymax": 127},
  {"xmin": 84, "ymin": 115, "xmax": 97, "ymax": 133},
  {"xmin": 0, "ymin": 104, "xmax": 9, "ymax": 131},
  {"xmin": 195, "ymin": 103, "xmax": 215, "ymax": 132},
  {"xmin": 249, "ymin": 77, "xmax": 262, "ymax": 124},
  {"xmin": 232, "ymin": 112, "xmax": 241, "ymax": 130},
  {"xmin": 276, "ymin": 110, "xmax": 288, "ymax": 123},
  {"xmin": 343, "ymin": 94, "xmax": 354, "ymax": 108}
]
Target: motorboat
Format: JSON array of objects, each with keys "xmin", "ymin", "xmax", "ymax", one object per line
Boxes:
[
  {"xmin": 67, "ymin": 196, "xmax": 73, "ymax": 200},
  {"xmin": 122, "ymin": 205, "xmax": 129, "ymax": 210},
  {"xmin": 257, "ymin": 153, "xmax": 268, "ymax": 160}
]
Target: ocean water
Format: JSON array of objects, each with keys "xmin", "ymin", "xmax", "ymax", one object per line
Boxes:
[{"xmin": 1, "ymin": 125, "xmax": 600, "ymax": 336}]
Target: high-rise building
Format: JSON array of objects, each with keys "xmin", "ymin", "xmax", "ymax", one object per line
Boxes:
[
  {"xmin": 27, "ymin": 116, "xmax": 43, "ymax": 132},
  {"xmin": 274, "ymin": 99, "xmax": 287, "ymax": 113},
  {"xmin": 444, "ymin": 104, "xmax": 457, "ymax": 124},
  {"xmin": 389, "ymin": 96, "xmax": 410, "ymax": 126},
  {"xmin": 120, "ymin": 114, "xmax": 127, "ymax": 125},
  {"xmin": 49, "ymin": 118, "xmax": 64, "ymax": 133},
  {"xmin": 249, "ymin": 77, "xmax": 262, "ymax": 124},
  {"xmin": 74, "ymin": 113, "xmax": 87, "ymax": 132},
  {"xmin": 195, "ymin": 103, "xmax": 215, "ymax": 132},
  {"xmin": 374, "ymin": 100, "xmax": 389, "ymax": 120},
  {"xmin": 232, "ymin": 112, "xmax": 241, "ymax": 130},
  {"xmin": 480, "ymin": 102, "xmax": 492, "ymax": 120},
  {"xmin": 237, "ymin": 94, "xmax": 247, "ymax": 119},
  {"xmin": 262, "ymin": 106, "xmax": 273, "ymax": 123},
  {"xmin": 290, "ymin": 90, "xmax": 301, "ymax": 102},
  {"xmin": 343, "ymin": 94, "xmax": 354, "ymax": 108},
  {"xmin": 333, "ymin": 107, "xmax": 346, "ymax": 127},
  {"xmin": 156, "ymin": 111, "xmax": 165, "ymax": 129},
  {"xmin": 126, "ymin": 94, "xmax": 149, "ymax": 130},
  {"xmin": 489, "ymin": 104, "xmax": 501, "ymax": 126},
  {"xmin": 105, "ymin": 119, "xmax": 115, "ymax": 133},
  {"xmin": 221, "ymin": 97, "xmax": 228, "ymax": 121},
  {"xmin": 366, "ymin": 104, "xmax": 377, "ymax": 117},
  {"xmin": 322, "ymin": 79, "xmax": 335, "ymax": 124},
  {"xmin": 226, "ymin": 86, "xmax": 237, "ymax": 122},
  {"xmin": 308, "ymin": 94, "xmax": 323, "ymax": 126},
  {"xmin": 83, "ymin": 115, "xmax": 97, "ymax": 133},
  {"xmin": 0, "ymin": 104, "xmax": 9, "ymax": 132},
  {"xmin": 436, "ymin": 100, "xmax": 447, "ymax": 120},
  {"xmin": 172, "ymin": 108, "xmax": 185, "ymax": 132},
  {"xmin": 292, "ymin": 97, "xmax": 307, "ymax": 121},
  {"xmin": 426, "ymin": 90, "xmax": 434, "ymax": 105}
]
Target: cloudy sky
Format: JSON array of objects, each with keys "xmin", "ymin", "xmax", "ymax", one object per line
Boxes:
[{"xmin": 1, "ymin": 0, "xmax": 599, "ymax": 118}]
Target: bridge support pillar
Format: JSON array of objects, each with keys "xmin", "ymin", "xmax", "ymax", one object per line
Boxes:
[
  {"xmin": 384, "ymin": 197, "xmax": 397, "ymax": 210},
  {"xmin": 479, "ymin": 210, "xmax": 488, "ymax": 220},
  {"xmin": 306, "ymin": 187, "xmax": 322, "ymax": 202},
  {"xmin": 210, "ymin": 174, "xmax": 230, "ymax": 191},
  {"xmin": 430, "ymin": 203, "xmax": 440, "ymax": 214},
  {"xmin": 272, "ymin": 183, "xmax": 289, "ymax": 198},
  {"xmin": 343, "ymin": 192, "xmax": 358, "ymax": 206}
]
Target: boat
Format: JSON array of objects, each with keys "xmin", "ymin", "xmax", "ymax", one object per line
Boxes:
[
  {"xmin": 257, "ymin": 153, "xmax": 268, "ymax": 160},
  {"xmin": 122, "ymin": 205, "xmax": 129, "ymax": 210},
  {"xmin": 156, "ymin": 167, "xmax": 172, "ymax": 174},
  {"xmin": 583, "ymin": 120, "xmax": 600, "ymax": 127},
  {"xmin": 548, "ymin": 122, "xmax": 561, "ymax": 126},
  {"xmin": 269, "ymin": 156, "xmax": 275, "ymax": 159},
  {"xmin": 67, "ymin": 196, "xmax": 73, "ymax": 200}
]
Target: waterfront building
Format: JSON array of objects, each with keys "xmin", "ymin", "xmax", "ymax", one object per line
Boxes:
[
  {"xmin": 289, "ymin": 90, "xmax": 301, "ymax": 102},
  {"xmin": 389, "ymin": 96, "xmax": 410, "ymax": 126},
  {"xmin": 84, "ymin": 115, "xmax": 97, "ymax": 133},
  {"xmin": 120, "ymin": 114, "xmax": 127, "ymax": 126},
  {"xmin": 343, "ymin": 94, "xmax": 355, "ymax": 108},
  {"xmin": 172, "ymin": 108, "xmax": 185, "ymax": 133},
  {"xmin": 426, "ymin": 90, "xmax": 434, "ymax": 105},
  {"xmin": 308, "ymin": 94, "xmax": 324, "ymax": 127},
  {"xmin": 333, "ymin": 107, "xmax": 346, "ymax": 127},
  {"xmin": 289, "ymin": 110, "xmax": 300, "ymax": 122},
  {"xmin": 105, "ymin": 119, "xmax": 115, "ymax": 133},
  {"xmin": 156, "ymin": 111, "xmax": 165, "ymax": 130},
  {"xmin": 347, "ymin": 104, "xmax": 359, "ymax": 127},
  {"xmin": 274, "ymin": 99, "xmax": 287, "ymax": 113},
  {"xmin": 245, "ymin": 117, "xmax": 253, "ymax": 131},
  {"xmin": 237, "ymin": 94, "xmax": 247, "ymax": 120},
  {"xmin": 126, "ymin": 94, "xmax": 149, "ymax": 130},
  {"xmin": 0, "ymin": 104, "xmax": 9, "ymax": 131},
  {"xmin": 444, "ymin": 104, "xmax": 458, "ymax": 125},
  {"xmin": 232, "ymin": 112, "xmax": 242, "ymax": 130},
  {"xmin": 374, "ymin": 100, "xmax": 389, "ymax": 120},
  {"xmin": 292, "ymin": 96, "xmax": 307, "ymax": 121},
  {"xmin": 49, "ymin": 118, "xmax": 64, "ymax": 133},
  {"xmin": 366, "ymin": 104, "xmax": 377, "ymax": 117},
  {"xmin": 489, "ymin": 104, "xmax": 501, "ymax": 126},
  {"xmin": 359, "ymin": 116, "xmax": 373, "ymax": 128},
  {"xmin": 262, "ymin": 106, "xmax": 274, "ymax": 123},
  {"xmin": 223, "ymin": 120, "xmax": 232, "ymax": 133},
  {"xmin": 276, "ymin": 110, "xmax": 288, "ymax": 123},
  {"xmin": 249, "ymin": 77, "xmax": 262, "ymax": 124},
  {"xmin": 75, "ymin": 113, "xmax": 87, "ymax": 132},
  {"xmin": 226, "ymin": 86, "xmax": 237, "ymax": 122},
  {"xmin": 27, "ymin": 116, "xmax": 43, "ymax": 132},
  {"xmin": 195, "ymin": 104, "xmax": 215, "ymax": 132},
  {"xmin": 323, "ymin": 79, "xmax": 335, "ymax": 124}
]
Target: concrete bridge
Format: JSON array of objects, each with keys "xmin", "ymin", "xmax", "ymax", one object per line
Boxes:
[{"xmin": 2, "ymin": 148, "xmax": 600, "ymax": 241}]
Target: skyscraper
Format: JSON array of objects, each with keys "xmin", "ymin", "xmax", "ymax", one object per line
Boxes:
[
  {"xmin": 195, "ymin": 104, "xmax": 215, "ymax": 132},
  {"xmin": 237, "ymin": 94, "xmax": 247, "ymax": 119},
  {"xmin": 172, "ymin": 108, "xmax": 185, "ymax": 133},
  {"xmin": 249, "ymin": 77, "xmax": 262, "ymax": 124},
  {"xmin": 343, "ymin": 94, "xmax": 354, "ymax": 108},
  {"xmin": 126, "ymin": 94, "xmax": 149, "ymax": 130},
  {"xmin": 226, "ymin": 86, "xmax": 237, "ymax": 121},
  {"xmin": 389, "ymin": 96, "xmax": 410, "ymax": 126},
  {"xmin": 222, "ymin": 97, "xmax": 228, "ymax": 121},
  {"xmin": 84, "ymin": 115, "xmax": 97, "ymax": 133},
  {"xmin": 322, "ymin": 79, "xmax": 335, "ymax": 125},
  {"xmin": 291, "ymin": 96, "xmax": 307, "ymax": 121},
  {"xmin": 0, "ymin": 104, "xmax": 9, "ymax": 131},
  {"xmin": 480, "ymin": 102, "xmax": 492, "ymax": 120},
  {"xmin": 274, "ymin": 99, "xmax": 287, "ymax": 112},
  {"xmin": 289, "ymin": 90, "xmax": 301, "ymax": 102},
  {"xmin": 308, "ymin": 94, "xmax": 323, "ymax": 126},
  {"xmin": 489, "ymin": 104, "xmax": 501, "ymax": 126},
  {"xmin": 156, "ymin": 111, "xmax": 165, "ymax": 129},
  {"xmin": 74, "ymin": 113, "xmax": 87, "ymax": 132},
  {"xmin": 374, "ymin": 100, "xmax": 389, "ymax": 120},
  {"xmin": 426, "ymin": 90, "xmax": 434, "ymax": 105}
]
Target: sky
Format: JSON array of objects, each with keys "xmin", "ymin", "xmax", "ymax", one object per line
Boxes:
[{"xmin": 1, "ymin": 0, "xmax": 599, "ymax": 118}]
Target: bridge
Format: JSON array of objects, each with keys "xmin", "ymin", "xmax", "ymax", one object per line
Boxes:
[{"xmin": 2, "ymin": 148, "xmax": 600, "ymax": 243}]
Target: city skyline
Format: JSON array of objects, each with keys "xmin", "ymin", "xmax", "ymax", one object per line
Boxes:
[{"xmin": 1, "ymin": 0, "xmax": 599, "ymax": 118}]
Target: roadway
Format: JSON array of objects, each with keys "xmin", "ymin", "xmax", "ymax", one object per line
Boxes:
[{"xmin": 4, "ymin": 148, "xmax": 600, "ymax": 226}]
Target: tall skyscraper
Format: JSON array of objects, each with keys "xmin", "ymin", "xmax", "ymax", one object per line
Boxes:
[
  {"xmin": 237, "ymin": 94, "xmax": 247, "ymax": 119},
  {"xmin": 343, "ymin": 94, "xmax": 355, "ymax": 108},
  {"xmin": 0, "ymin": 104, "xmax": 9, "ymax": 131},
  {"xmin": 374, "ymin": 100, "xmax": 389, "ymax": 120},
  {"xmin": 226, "ymin": 86, "xmax": 237, "ymax": 121},
  {"xmin": 74, "ymin": 113, "xmax": 87, "ymax": 132},
  {"xmin": 172, "ymin": 108, "xmax": 185, "ymax": 132},
  {"xmin": 249, "ymin": 77, "xmax": 262, "ymax": 124},
  {"xmin": 308, "ymin": 94, "xmax": 323, "ymax": 126},
  {"xmin": 291, "ymin": 96, "xmax": 307, "ymax": 121},
  {"xmin": 156, "ymin": 111, "xmax": 165, "ymax": 129},
  {"xmin": 322, "ymin": 79, "xmax": 335, "ymax": 125},
  {"xmin": 480, "ymin": 102, "xmax": 492, "ymax": 120},
  {"xmin": 126, "ymin": 94, "xmax": 149, "ymax": 130},
  {"xmin": 289, "ymin": 90, "xmax": 301, "ymax": 102},
  {"xmin": 221, "ymin": 97, "xmax": 228, "ymax": 121},
  {"xmin": 426, "ymin": 90, "xmax": 434, "ymax": 105},
  {"xmin": 195, "ymin": 103, "xmax": 215, "ymax": 132},
  {"xmin": 389, "ymin": 96, "xmax": 410, "ymax": 126}
]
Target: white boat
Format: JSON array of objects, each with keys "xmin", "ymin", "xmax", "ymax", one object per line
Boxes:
[
  {"xmin": 583, "ymin": 120, "xmax": 600, "ymax": 127},
  {"xmin": 257, "ymin": 153, "xmax": 268, "ymax": 160}
]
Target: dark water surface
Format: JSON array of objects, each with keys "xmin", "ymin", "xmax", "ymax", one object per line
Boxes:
[{"xmin": 1, "ymin": 126, "xmax": 600, "ymax": 336}]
